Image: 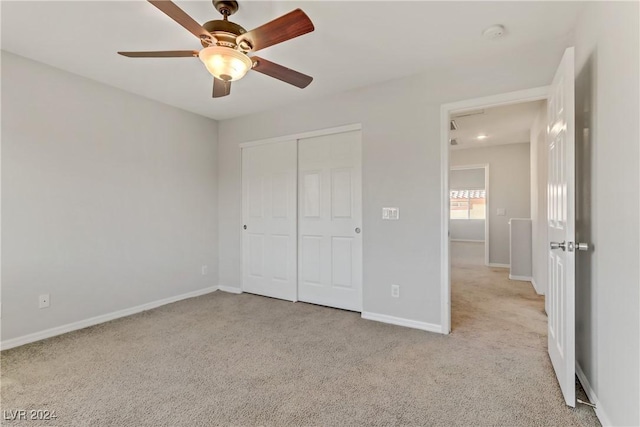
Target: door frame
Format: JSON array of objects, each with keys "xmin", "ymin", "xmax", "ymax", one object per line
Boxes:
[
  {"xmin": 239, "ymin": 124, "xmax": 362, "ymax": 149},
  {"xmin": 440, "ymin": 86, "xmax": 549, "ymax": 334},
  {"xmin": 239, "ymin": 123, "xmax": 363, "ymax": 305},
  {"xmin": 449, "ymin": 164, "xmax": 490, "ymax": 267}
]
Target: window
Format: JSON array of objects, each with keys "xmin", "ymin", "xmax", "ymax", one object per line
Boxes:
[{"xmin": 450, "ymin": 189, "xmax": 486, "ymax": 220}]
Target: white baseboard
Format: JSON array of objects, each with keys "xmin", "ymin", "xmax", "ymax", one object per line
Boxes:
[
  {"xmin": 0, "ymin": 286, "xmax": 219, "ymax": 351},
  {"xmin": 450, "ymin": 239, "xmax": 485, "ymax": 243},
  {"xmin": 361, "ymin": 312, "xmax": 443, "ymax": 334},
  {"xmin": 218, "ymin": 285, "xmax": 242, "ymax": 294},
  {"xmin": 576, "ymin": 363, "xmax": 612, "ymax": 426},
  {"xmin": 488, "ymin": 263, "xmax": 510, "ymax": 268},
  {"xmin": 509, "ymin": 274, "xmax": 533, "ymax": 282},
  {"xmin": 530, "ymin": 277, "xmax": 545, "ymax": 295}
]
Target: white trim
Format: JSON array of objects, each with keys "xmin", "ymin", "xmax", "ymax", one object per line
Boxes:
[
  {"xmin": 509, "ymin": 274, "xmax": 533, "ymax": 282},
  {"xmin": 450, "ymin": 239, "xmax": 485, "ymax": 243},
  {"xmin": 361, "ymin": 312, "xmax": 442, "ymax": 334},
  {"xmin": 488, "ymin": 263, "xmax": 511, "ymax": 268},
  {"xmin": 441, "ymin": 86, "xmax": 549, "ymax": 334},
  {"xmin": 443, "ymin": 86, "xmax": 550, "ymax": 115},
  {"xmin": 0, "ymin": 286, "xmax": 218, "ymax": 351},
  {"xmin": 485, "ymin": 164, "xmax": 490, "ymax": 267},
  {"xmin": 576, "ymin": 363, "xmax": 612, "ymax": 426},
  {"xmin": 239, "ymin": 123, "xmax": 362, "ymax": 148},
  {"xmin": 449, "ymin": 163, "xmax": 490, "ymax": 171},
  {"xmin": 451, "ymin": 140, "xmax": 531, "ymax": 151},
  {"xmin": 530, "ymin": 277, "xmax": 545, "ymax": 295},
  {"xmin": 218, "ymin": 285, "xmax": 242, "ymax": 294},
  {"xmin": 440, "ymin": 101, "xmax": 451, "ymax": 334}
]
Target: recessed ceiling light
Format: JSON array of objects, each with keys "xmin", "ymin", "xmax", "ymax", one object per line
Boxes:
[{"xmin": 477, "ymin": 134, "xmax": 488, "ymax": 140}]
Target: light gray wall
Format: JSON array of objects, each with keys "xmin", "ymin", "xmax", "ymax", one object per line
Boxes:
[
  {"xmin": 450, "ymin": 144, "xmax": 531, "ymax": 266},
  {"xmin": 574, "ymin": 2, "xmax": 640, "ymax": 425},
  {"xmin": 530, "ymin": 102, "xmax": 548, "ymax": 297},
  {"xmin": 450, "ymin": 220, "xmax": 484, "ymax": 242},
  {"xmin": 450, "ymin": 168, "xmax": 485, "ymax": 190},
  {"xmin": 450, "ymin": 168, "xmax": 485, "ymax": 241},
  {"xmin": 509, "ymin": 219, "xmax": 532, "ymax": 278},
  {"xmin": 217, "ymin": 43, "xmax": 563, "ymax": 326},
  {"xmin": 1, "ymin": 52, "xmax": 219, "ymax": 341}
]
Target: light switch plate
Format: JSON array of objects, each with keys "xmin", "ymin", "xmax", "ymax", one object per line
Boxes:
[
  {"xmin": 382, "ymin": 207, "xmax": 399, "ymax": 220},
  {"xmin": 497, "ymin": 208, "xmax": 506, "ymax": 216}
]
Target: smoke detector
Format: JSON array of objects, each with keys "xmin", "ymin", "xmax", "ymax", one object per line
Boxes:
[{"xmin": 482, "ymin": 25, "xmax": 506, "ymax": 40}]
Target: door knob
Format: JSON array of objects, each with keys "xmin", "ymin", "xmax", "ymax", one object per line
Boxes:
[
  {"xmin": 355, "ymin": 227, "xmax": 361, "ymax": 234},
  {"xmin": 550, "ymin": 241, "xmax": 566, "ymax": 251},
  {"xmin": 243, "ymin": 225, "xmax": 247, "ymax": 230},
  {"xmin": 576, "ymin": 242, "xmax": 589, "ymax": 251}
]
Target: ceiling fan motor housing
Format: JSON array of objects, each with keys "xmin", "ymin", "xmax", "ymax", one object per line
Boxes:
[{"xmin": 202, "ymin": 19, "xmax": 247, "ymax": 49}]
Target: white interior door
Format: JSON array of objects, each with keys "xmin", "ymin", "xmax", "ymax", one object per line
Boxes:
[
  {"xmin": 242, "ymin": 140, "xmax": 297, "ymax": 301},
  {"xmin": 298, "ymin": 131, "xmax": 362, "ymax": 311},
  {"xmin": 547, "ymin": 47, "xmax": 576, "ymax": 407}
]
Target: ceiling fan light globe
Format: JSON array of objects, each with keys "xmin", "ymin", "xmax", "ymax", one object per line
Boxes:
[{"xmin": 199, "ymin": 46, "xmax": 252, "ymax": 81}]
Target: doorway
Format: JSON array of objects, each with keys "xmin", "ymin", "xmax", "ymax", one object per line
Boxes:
[
  {"xmin": 446, "ymin": 97, "xmax": 547, "ymax": 338},
  {"xmin": 442, "ymin": 48, "xmax": 579, "ymax": 409},
  {"xmin": 440, "ymin": 86, "xmax": 549, "ymax": 334}
]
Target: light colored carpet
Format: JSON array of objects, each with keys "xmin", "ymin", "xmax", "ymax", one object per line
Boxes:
[{"xmin": 1, "ymin": 243, "xmax": 599, "ymax": 426}]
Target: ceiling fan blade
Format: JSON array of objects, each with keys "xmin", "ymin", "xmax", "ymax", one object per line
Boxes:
[
  {"xmin": 213, "ymin": 78, "xmax": 231, "ymax": 98},
  {"xmin": 118, "ymin": 50, "xmax": 199, "ymax": 58},
  {"xmin": 251, "ymin": 56, "xmax": 313, "ymax": 89},
  {"xmin": 237, "ymin": 9, "xmax": 314, "ymax": 53},
  {"xmin": 148, "ymin": 1, "xmax": 216, "ymax": 44}
]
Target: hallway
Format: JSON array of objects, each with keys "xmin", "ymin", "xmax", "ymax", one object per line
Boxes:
[{"xmin": 451, "ymin": 241, "xmax": 546, "ymax": 334}]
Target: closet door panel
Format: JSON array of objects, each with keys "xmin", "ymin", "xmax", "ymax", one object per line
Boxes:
[
  {"xmin": 242, "ymin": 141, "xmax": 297, "ymax": 301},
  {"xmin": 298, "ymin": 131, "xmax": 362, "ymax": 311}
]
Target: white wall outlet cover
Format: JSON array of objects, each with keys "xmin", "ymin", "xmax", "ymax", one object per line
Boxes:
[
  {"xmin": 497, "ymin": 208, "xmax": 506, "ymax": 216},
  {"xmin": 382, "ymin": 207, "xmax": 399, "ymax": 220}
]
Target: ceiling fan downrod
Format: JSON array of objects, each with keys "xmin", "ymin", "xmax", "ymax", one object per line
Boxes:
[{"xmin": 213, "ymin": 0, "xmax": 239, "ymax": 19}]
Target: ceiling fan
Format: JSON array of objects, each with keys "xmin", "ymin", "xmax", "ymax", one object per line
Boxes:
[{"xmin": 118, "ymin": 0, "xmax": 315, "ymax": 98}]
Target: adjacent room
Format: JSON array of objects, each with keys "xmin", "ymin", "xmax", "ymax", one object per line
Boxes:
[{"xmin": 1, "ymin": 1, "xmax": 638, "ymax": 426}]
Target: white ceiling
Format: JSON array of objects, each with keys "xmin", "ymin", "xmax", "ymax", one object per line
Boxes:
[
  {"xmin": 450, "ymin": 100, "xmax": 545, "ymax": 150},
  {"xmin": 1, "ymin": 1, "xmax": 584, "ymax": 120}
]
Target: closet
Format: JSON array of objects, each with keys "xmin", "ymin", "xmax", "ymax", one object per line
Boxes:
[{"xmin": 241, "ymin": 128, "xmax": 362, "ymax": 311}]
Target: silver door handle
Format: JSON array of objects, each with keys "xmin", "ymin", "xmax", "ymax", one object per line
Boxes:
[
  {"xmin": 355, "ymin": 227, "xmax": 361, "ymax": 234},
  {"xmin": 550, "ymin": 241, "xmax": 566, "ymax": 251}
]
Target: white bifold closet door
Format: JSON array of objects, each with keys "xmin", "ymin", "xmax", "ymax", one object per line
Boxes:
[
  {"xmin": 298, "ymin": 131, "xmax": 362, "ymax": 311},
  {"xmin": 242, "ymin": 140, "xmax": 297, "ymax": 301}
]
